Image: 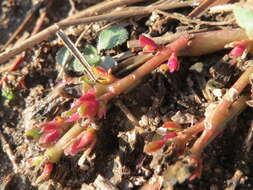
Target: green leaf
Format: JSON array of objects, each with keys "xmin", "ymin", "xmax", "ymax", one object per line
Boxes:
[
  {"xmin": 233, "ymin": 5, "xmax": 253, "ymax": 39},
  {"xmin": 97, "ymin": 26, "xmax": 128, "ymax": 52},
  {"xmin": 100, "ymin": 56, "xmax": 117, "ymax": 70},
  {"xmin": 1, "ymin": 86, "xmax": 14, "ymax": 101},
  {"xmin": 55, "ymin": 47, "xmax": 70, "ymax": 65},
  {"xmin": 70, "ymin": 59, "xmax": 86, "ymax": 72},
  {"xmin": 82, "ymin": 45, "xmax": 101, "ymax": 66},
  {"xmin": 26, "ymin": 129, "xmax": 41, "ymax": 139},
  {"xmin": 57, "ymin": 45, "xmax": 101, "ymax": 72},
  {"xmin": 83, "ymin": 44, "xmax": 98, "ymax": 55}
]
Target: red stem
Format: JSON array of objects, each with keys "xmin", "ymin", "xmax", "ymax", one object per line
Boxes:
[
  {"xmin": 190, "ymin": 94, "xmax": 249, "ymax": 156},
  {"xmin": 107, "ymin": 34, "xmax": 190, "ymax": 96}
]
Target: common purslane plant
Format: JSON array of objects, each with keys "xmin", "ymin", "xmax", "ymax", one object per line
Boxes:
[
  {"xmin": 25, "ymin": 24, "xmax": 190, "ymax": 183},
  {"xmin": 25, "ymin": 2, "xmax": 253, "ymax": 186}
]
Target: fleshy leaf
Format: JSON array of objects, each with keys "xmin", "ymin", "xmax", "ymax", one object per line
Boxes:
[
  {"xmin": 163, "ymin": 121, "xmax": 182, "ymax": 131},
  {"xmin": 57, "ymin": 45, "xmax": 101, "ymax": 72},
  {"xmin": 70, "ymin": 59, "xmax": 86, "ymax": 72},
  {"xmin": 167, "ymin": 52, "xmax": 180, "ymax": 73},
  {"xmin": 97, "ymin": 26, "xmax": 128, "ymax": 52},
  {"xmin": 229, "ymin": 41, "xmax": 247, "ymax": 57},
  {"xmin": 64, "ymin": 128, "xmax": 96, "ymax": 156},
  {"xmin": 139, "ymin": 35, "xmax": 158, "ymax": 52},
  {"xmin": 55, "ymin": 47, "xmax": 70, "ymax": 65},
  {"xmin": 233, "ymin": 5, "xmax": 253, "ymax": 39},
  {"xmin": 36, "ymin": 163, "xmax": 53, "ymax": 184},
  {"xmin": 100, "ymin": 55, "xmax": 118, "ymax": 70},
  {"xmin": 70, "ymin": 45, "xmax": 101, "ymax": 72},
  {"xmin": 26, "ymin": 128, "xmax": 41, "ymax": 139},
  {"xmin": 28, "ymin": 155, "xmax": 44, "ymax": 167},
  {"xmin": 144, "ymin": 139, "xmax": 166, "ymax": 153},
  {"xmin": 82, "ymin": 45, "xmax": 101, "ymax": 66}
]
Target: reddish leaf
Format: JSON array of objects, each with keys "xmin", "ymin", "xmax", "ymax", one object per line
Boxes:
[
  {"xmin": 229, "ymin": 41, "xmax": 246, "ymax": 57},
  {"xmin": 40, "ymin": 129, "xmax": 61, "ymax": 145},
  {"xmin": 139, "ymin": 35, "xmax": 158, "ymax": 53},
  {"xmin": 164, "ymin": 132, "xmax": 177, "ymax": 139},
  {"xmin": 144, "ymin": 139, "xmax": 166, "ymax": 153},
  {"xmin": 65, "ymin": 128, "xmax": 96, "ymax": 156},
  {"xmin": 163, "ymin": 121, "xmax": 182, "ymax": 131},
  {"xmin": 167, "ymin": 52, "xmax": 180, "ymax": 72}
]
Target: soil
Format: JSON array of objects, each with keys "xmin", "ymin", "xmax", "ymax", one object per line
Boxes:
[{"xmin": 1, "ymin": 0, "xmax": 253, "ymax": 190}]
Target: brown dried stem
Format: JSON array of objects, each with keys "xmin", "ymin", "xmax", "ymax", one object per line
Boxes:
[
  {"xmin": 1, "ymin": 0, "xmax": 43, "ymax": 50},
  {"xmin": 0, "ymin": 0, "xmax": 196, "ymax": 65},
  {"xmin": 188, "ymin": 0, "xmax": 236, "ymax": 17},
  {"xmin": 0, "ymin": 131, "xmax": 20, "ymax": 173},
  {"xmin": 115, "ymin": 100, "xmax": 140, "ymax": 127},
  {"xmin": 157, "ymin": 9, "xmax": 234, "ymax": 26},
  {"xmin": 0, "ymin": 0, "xmax": 146, "ymax": 64}
]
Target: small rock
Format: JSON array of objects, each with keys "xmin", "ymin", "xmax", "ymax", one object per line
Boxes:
[
  {"xmin": 189, "ymin": 62, "xmax": 204, "ymax": 72},
  {"xmin": 139, "ymin": 115, "xmax": 149, "ymax": 127}
]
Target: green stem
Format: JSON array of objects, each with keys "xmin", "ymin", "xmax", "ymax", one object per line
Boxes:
[{"xmin": 45, "ymin": 123, "xmax": 87, "ymax": 163}]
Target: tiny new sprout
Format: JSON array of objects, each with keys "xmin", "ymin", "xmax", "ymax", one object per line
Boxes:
[
  {"xmin": 26, "ymin": 116, "xmax": 74, "ymax": 146},
  {"xmin": 167, "ymin": 52, "xmax": 180, "ymax": 72},
  {"xmin": 139, "ymin": 35, "xmax": 180, "ymax": 73}
]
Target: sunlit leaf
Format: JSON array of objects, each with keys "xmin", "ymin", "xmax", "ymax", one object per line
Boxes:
[
  {"xmin": 55, "ymin": 47, "xmax": 70, "ymax": 65},
  {"xmin": 1, "ymin": 86, "xmax": 15, "ymax": 101},
  {"xmin": 82, "ymin": 45, "xmax": 101, "ymax": 66},
  {"xmin": 69, "ymin": 45, "xmax": 101, "ymax": 72},
  {"xmin": 100, "ymin": 55, "xmax": 117, "ymax": 70},
  {"xmin": 233, "ymin": 5, "xmax": 253, "ymax": 39},
  {"xmin": 70, "ymin": 59, "xmax": 85, "ymax": 72},
  {"xmin": 97, "ymin": 26, "xmax": 128, "ymax": 52},
  {"xmin": 26, "ymin": 129, "xmax": 41, "ymax": 139}
]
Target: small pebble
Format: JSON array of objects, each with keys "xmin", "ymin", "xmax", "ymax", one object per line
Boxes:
[{"xmin": 139, "ymin": 115, "xmax": 149, "ymax": 127}]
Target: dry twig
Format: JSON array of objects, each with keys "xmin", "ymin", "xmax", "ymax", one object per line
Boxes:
[
  {"xmin": 1, "ymin": 0, "xmax": 44, "ymax": 50},
  {"xmin": 188, "ymin": 0, "xmax": 237, "ymax": 17},
  {"xmin": 0, "ymin": 131, "xmax": 20, "ymax": 173},
  {"xmin": 0, "ymin": 0, "xmax": 146, "ymax": 64},
  {"xmin": 115, "ymin": 100, "xmax": 140, "ymax": 127},
  {"xmin": 156, "ymin": 9, "xmax": 234, "ymax": 26},
  {"xmin": 0, "ymin": 0, "xmax": 197, "ymax": 64}
]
